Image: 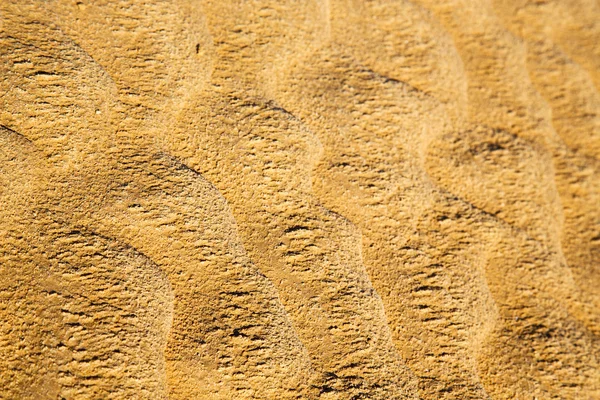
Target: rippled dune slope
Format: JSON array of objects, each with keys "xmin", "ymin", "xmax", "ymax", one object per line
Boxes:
[{"xmin": 1, "ymin": 1, "xmax": 599, "ymax": 399}]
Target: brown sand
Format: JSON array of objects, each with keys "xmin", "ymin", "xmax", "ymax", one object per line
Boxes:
[{"xmin": 1, "ymin": 1, "xmax": 599, "ymax": 399}]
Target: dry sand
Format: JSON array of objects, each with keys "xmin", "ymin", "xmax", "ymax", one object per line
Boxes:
[{"xmin": 1, "ymin": 1, "xmax": 599, "ymax": 399}]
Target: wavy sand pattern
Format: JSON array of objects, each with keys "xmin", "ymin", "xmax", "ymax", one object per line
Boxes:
[{"xmin": 1, "ymin": 1, "xmax": 599, "ymax": 399}]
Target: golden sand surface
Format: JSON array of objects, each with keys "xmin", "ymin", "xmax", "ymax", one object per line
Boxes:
[{"xmin": 1, "ymin": 1, "xmax": 599, "ymax": 399}]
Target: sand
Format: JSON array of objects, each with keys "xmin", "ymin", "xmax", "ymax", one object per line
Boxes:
[{"xmin": 1, "ymin": 1, "xmax": 599, "ymax": 399}]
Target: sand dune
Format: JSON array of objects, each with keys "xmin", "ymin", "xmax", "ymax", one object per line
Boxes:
[{"xmin": 1, "ymin": 1, "xmax": 599, "ymax": 399}]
